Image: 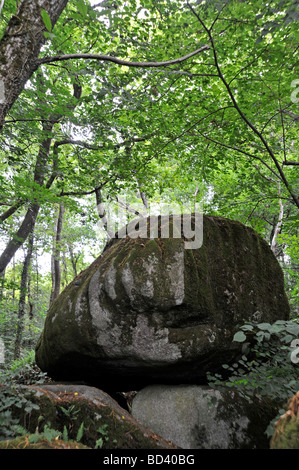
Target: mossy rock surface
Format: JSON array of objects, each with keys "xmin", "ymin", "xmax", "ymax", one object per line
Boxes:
[
  {"xmin": 132, "ymin": 384, "xmax": 279, "ymax": 449},
  {"xmin": 0, "ymin": 384, "xmax": 176, "ymax": 449},
  {"xmin": 35, "ymin": 214, "xmax": 289, "ymax": 390}
]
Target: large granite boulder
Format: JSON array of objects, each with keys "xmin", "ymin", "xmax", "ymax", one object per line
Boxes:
[
  {"xmin": 131, "ymin": 384, "xmax": 279, "ymax": 449},
  {"xmin": 35, "ymin": 214, "xmax": 289, "ymax": 390}
]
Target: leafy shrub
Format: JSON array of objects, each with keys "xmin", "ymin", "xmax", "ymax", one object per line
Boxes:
[
  {"xmin": 0, "ymin": 349, "xmax": 51, "ymax": 440},
  {"xmin": 207, "ymin": 319, "xmax": 299, "ymax": 435},
  {"xmin": 0, "ymin": 350, "xmax": 49, "ymax": 386},
  {"xmin": 0, "ymin": 384, "xmax": 40, "ymax": 440}
]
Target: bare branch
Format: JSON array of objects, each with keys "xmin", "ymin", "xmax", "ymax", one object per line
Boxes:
[
  {"xmin": 37, "ymin": 45, "xmax": 210, "ymax": 68},
  {"xmin": 116, "ymin": 196, "xmax": 144, "ymax": 218},
  {"xmin": 283, "ymin": 161, "xmax": 299, "ymax": 166},
  {"xmin": 4, "ymin": 118, "xmax": 57, "ymax": 124},
  {"xmin": 58, "ymin": 183, "xmax": 107, "ymax": 198}
]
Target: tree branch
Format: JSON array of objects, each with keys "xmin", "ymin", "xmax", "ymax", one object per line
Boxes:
[
  {"xmin": 37, "ymin": 45, "xmax": 210, "ymax": 68},
  {"xmin": 186, "ymin": 1, "xmax": 299, "ymax": 210},
  {"xmin": 0, "ymin": 201, "xmax": 24, "ymax": 223},
  {"xmin": 195, "ymin": 128, "xmax": 282, "ymax": 181},
  {"xmin": 283, "ymin": 161, "xmax": 299, "ymax": 166},
  {"xmin": 157, "ymin": 106, "xmax": 235, "ymax": 154}
]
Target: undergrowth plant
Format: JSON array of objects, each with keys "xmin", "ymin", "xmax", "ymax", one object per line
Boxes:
[
  {"xmin": 0, "ymin": 350, "xmax": 50, "ymax": 441},
  {"xmin": 0, "ymin": 384, "xmax": 40, "ymax": 441},
  {"xmin": 0, "ymin": 350, "xmax": 49, "ymax": 386},
  {"xmin": 207, "ymin": 319, "xmax": 299, "ymax": 436}
]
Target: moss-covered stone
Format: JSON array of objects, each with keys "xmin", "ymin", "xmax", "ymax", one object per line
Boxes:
[
  {"xmin": 35, "ymin": 214, "xmax": 289, "ymax": 390},
  {"xmin": 132, "ymin": 384, "xmax": 279, "ymax": 449},
  {"xmin": 0, "ymin": 384, "xmax": 177, "ymax": 449}
]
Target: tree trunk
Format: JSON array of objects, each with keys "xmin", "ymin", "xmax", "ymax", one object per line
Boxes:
[
  {"xmin": 95, "ymin": 186, "xmax": 109, "ymax": 234},
  {"xmin": 0, "ymin": 269, "xmax": 5, "ymax": 299},
  {"xmin": 136, "ymin": 178, "xmax": 149, "ymax": 211},
  {"xmin": 0, "ymin": 81, "xmax": 82, "ymax": 275},
  {"xmin": 67, "ymin": 242, "xmax": 78, "ymax": 278},
  {"xmin": 49, "ymin": 206, "xmax": 58, "ymax": 306},
  {"xmin": 271, "ymin": 183, "xmax": 284, "ymax": 259},
  {"xmin": 0, "ymin": 120, "xmax": 53, "ymax": 275},
  {"xmin": 27, "ymin": 271, "xmax": 34, "ymax": 320},
  {"xmin": 14, "ymin": 232, "xmax": 34, "ymax": 360},
  {"xmin": 62, "ymin": 250, "xmax": 68, "ymax": 288},
  {"xmin": 49, "ymin": 203, "xmax": 65, "ymax": 306},
  {"xmin": 0, "ymin": 0, "xmax": 69, "ymax": 131},
  {"xmin": 271, "ymin": 197, "xmax": 284, "ymax": 259}
]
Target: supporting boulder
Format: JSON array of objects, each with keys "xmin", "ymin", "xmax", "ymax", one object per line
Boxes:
[
  {"xmin": 131, "ymin": 384, "xmax": 279, "ymax": 449},
  {"xmin": 0, "ymin": 384, "xmax": 176, "ymax": 449}
]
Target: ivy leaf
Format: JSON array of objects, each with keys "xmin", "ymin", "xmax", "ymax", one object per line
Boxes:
[
  {"xmin": 41, "ymin": 9, "xmax": 52, "ymax": 32},
  {"xmin": 257, "ymin": 323, "xmax": 272, "ymax": 331},
  {"xmin": 233, "ymin": 331, "xmax": 247, "ymax": 342}
]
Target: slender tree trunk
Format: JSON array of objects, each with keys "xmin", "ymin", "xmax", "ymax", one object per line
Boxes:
[
  {"xmin": 271, "ymin": 197, "xmax": 284, "ymax": 258},
  {"xmin": 270, "ymin": 183, "xmax": 284, "ymax": 258},
  {"xmin": 0, "ymin": 201, "xmax": 24, "ymax": 223},
  {"xmin": 49, "ymin": 206, "xmax": 58, "ymax": 306},
  {"xmin": 0, "ymin": 0, "xmax": 69, "ymax": 131},
  {"xmin": 49, "ymin": 203, "xmax": 65, "ymax": 306},
  {"xmin": 95, "ymin": 186, "xmax": 109, "ymax": 234},
  {"xmin": 67, "ymin": 242, "xmax": 78, "ymax": 278},
  {"xmin": 27, "ymin": 271, "xmax": 34, "ymax": 320},
  {"xmin": 62, "ymin": 250, "xmax": 68, "ymax": 288},
  {"xmin": 12, "ymin": 256, "xmax": 15, "ymax": 301},
  {"xmin": 35, "ymin": 251, "xmax": 39, "ymax": 303},
  {"xmin": 136, "ymin": 178, "xmax": 148, "ymax": 211},
  {"xmin": 0, "ymin": 121, "xmax": 54, "ymax": 275},
  {"xmin": 0, "ymin": 269, "xmax": 5, "ymax": 299},
  {"xmin": 14, "ymin": 232, "xmax": 34, "ymax": 360},
  {"xmin": 0, "ymin": 82, "xmax": 81, "ymax": 276}
]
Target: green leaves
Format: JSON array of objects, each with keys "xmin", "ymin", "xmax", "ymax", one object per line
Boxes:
[
  {"xmin": 233, "ymin": 331, "xmax": 247, "ymax": 342},
  {"xmin": 234, "ymin": 320, "xmax": 299, "ymax": 346},
  {"xmin": 209, "ymin": 318, "xmax": 299, "ymax": 436},
  {"xmin": 95, "ymin": 424, "xmax": 109, "ymax": 449},
  {"xmin": 76, "ymin": 0, "xmax": 88, "ymax": 18},
  {"xmin": 41, "ymin": 9, "xmax": 52, "ymax": 32}
]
